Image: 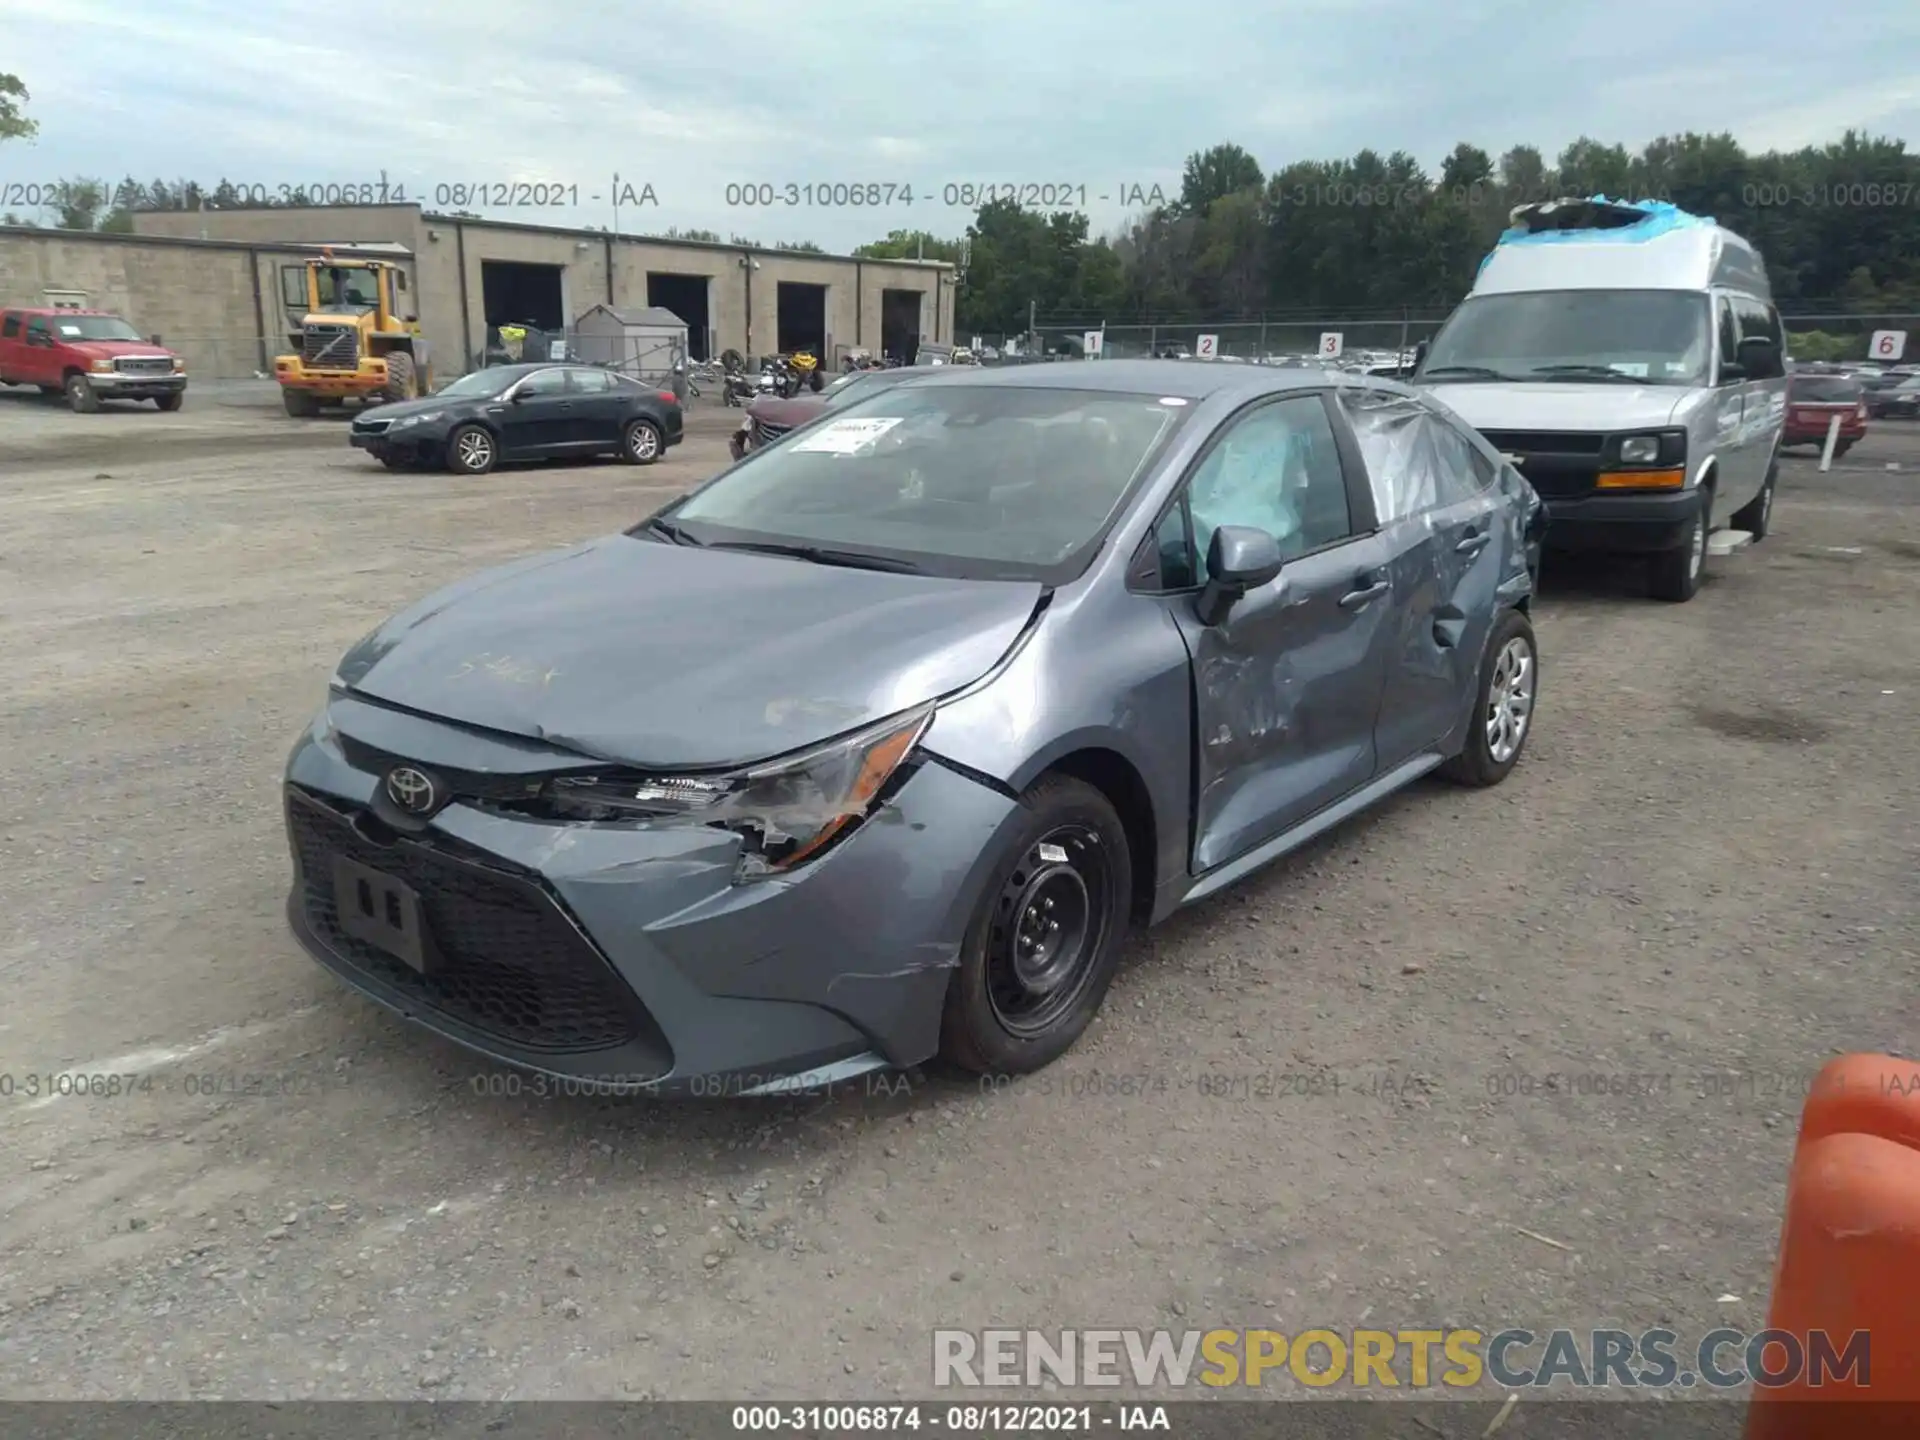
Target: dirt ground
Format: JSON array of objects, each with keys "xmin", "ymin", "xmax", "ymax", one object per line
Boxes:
[{"xmin": 1, "ymin": 386, "xmax": 1916, "ymax": 1403}]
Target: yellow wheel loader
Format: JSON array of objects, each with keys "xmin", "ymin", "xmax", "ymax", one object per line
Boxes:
[{"xmin": 273, "ymin": 253, "xmax": 433, "ymax": 416}]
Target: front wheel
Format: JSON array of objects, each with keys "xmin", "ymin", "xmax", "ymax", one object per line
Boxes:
[
  {"xmin": 622, "ymin": 418, "xmax": 663, "ymax": 465},
  {"xmin": 383, "ymin": 350, "xmax": 418, "ymax": 403},
  {"xmin": 1441, "ymin": 610, "xmax": 1538, "ymax": 787},
  {"xmin": 154, "ymin": 392, "xmax": 184, "ymax": 412},
  {"xmin": 282, "ymin": 388, "xmax": 321, "ymax": 417},
  {"xmin": 1649, "ymin": 491, "xmax": 1710, "ymax": 602},
  {"xmin": 65, "ymin": 374, "xmax": 101, "ymax": 414},
  {"xmin": 445, "ymin": 423, "xmax": 497, "ymax": 474},
  {"xmin": 939, "ymin": 775, "xmax": 1132, "ymax": 1076}
]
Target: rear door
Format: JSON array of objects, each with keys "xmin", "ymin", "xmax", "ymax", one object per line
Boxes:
[
  {"xmin": 563, "ymin": 366, "xmax": 628, "ymax": 447},
  {"xmin": 1153, "ymin": 390, "xmax": 1397, "ymax": 872},
  {"xmin": 1336, "ymin": 387, "xmax": 1506, "ymax": 768}
]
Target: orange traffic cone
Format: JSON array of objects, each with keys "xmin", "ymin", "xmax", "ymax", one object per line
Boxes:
[{"xmin": 1745, "ymin": 1052, "xmax": 1920, "ymax": 1439}]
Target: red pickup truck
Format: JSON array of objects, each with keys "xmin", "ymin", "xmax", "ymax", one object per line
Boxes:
[{"xmin": 0, "ymin": 307, "xmax": 188, "ymax": 412}]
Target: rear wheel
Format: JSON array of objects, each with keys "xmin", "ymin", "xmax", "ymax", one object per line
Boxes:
[
  {"xmin": 446, "ymin": 423, "xmax": 496, "ymax": 474},
  {"xmin": 1440, "ymin": 610, "xmax": 1538, "ymax": 787},
  {"xmin": 154, "ymin": 392, "xmax": 184, "ymax": 412},
  {"xmin": 622, "ymin": 418, "xmax": 663, "ymax": 464},
  {"xmin": 282, "ymin": 388, "xmax": 321, "ymax": 417},
  {"xmin": 383, "ymin": 351, "xmax": 418, "ymax": 403},
  {"xmin": 1731, "ymin": 459, "xmax": 1776, "ymax": 540},
  {"xmin": 64, "ymin": 373, "xmax": 101, "ymax": 414},
  {"xmin": 1649, "ymin": 487, "xmax": 1711, "ymax": 602},
  {"xmin": 939, "ymin": 775, "xmax": 1132, "ymax": 1076}
]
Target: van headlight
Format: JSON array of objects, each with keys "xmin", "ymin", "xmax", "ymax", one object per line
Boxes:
[
  {"xmin": 544, "ymin": 705, "xmax": 933, "ymax": 876},
  {"xmin": 1618, "ymin": 435, "xmax": 1662, "ymax": 465}
]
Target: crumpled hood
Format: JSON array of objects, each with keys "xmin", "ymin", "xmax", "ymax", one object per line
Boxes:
[
  {"xmin": 1421, "ymin": 381, "xmax": 1684, "ymax": 435},
  {"xmin": 336, "ymin": 534, "xmax": 1042, "ymax": 769}
]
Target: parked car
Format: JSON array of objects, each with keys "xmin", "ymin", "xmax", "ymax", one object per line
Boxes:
[
  {"xmin": 284, "ymin": 360, "xmax": 1545, "ymax": 1094},
  {"xmin": 0, "ymin": 307, "xmax": 187, "ymax": 412},
  {"xmin": 348, "ymin": 361, "xmax": 683, "ymax": 474},
  {"xmin": 729, "ymin": 364, "xmax": 947, "ymax": 460},
  {"xmin": 1866, "ymin": 375, "xmax": 1920, "ymax": 421},
  {"xmin": 1417, "ymin": 196, "xmax": 1785, "ymax": 602},
  {"xmin": 1782, "ymin": 372, "xmax": 1868, "ymax": 453}
]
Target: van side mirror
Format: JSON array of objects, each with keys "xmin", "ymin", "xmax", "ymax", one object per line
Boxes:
[
  {"xmin": 1411, "ymin": 339, "xmax": 1430, "ymax": 374},
  {"xmin": 1195, "ymin": 525, "xmax": 1283, "ymax": 626}
]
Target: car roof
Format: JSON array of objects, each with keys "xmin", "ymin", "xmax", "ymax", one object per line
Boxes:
[
  {"xmin": 6, "ymin": 307, "xmax": 121, "ymax": 317},
  {"xmin": 888, "ymin": 357, "xmax": 1383, "ymax": 401}
]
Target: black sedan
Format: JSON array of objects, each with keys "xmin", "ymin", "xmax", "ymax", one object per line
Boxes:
[
  {"xmin": 1866, "ymin": 375, "xmax": 1920, "ymax": 420},
  {"xmin": 350, "ymin": 363, "xmax": 684, "ymax": 474}
]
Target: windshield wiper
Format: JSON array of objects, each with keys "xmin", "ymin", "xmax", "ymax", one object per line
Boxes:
[
  {"xmin": 703, "ymin": 540, "xmax": 924, "ymax": 573},
  {"xmin": 1527, "ymin": 364, "xmax": 1647, "ymax": 382},
  {"xmin": 1419, "ymin": 364, "xmax": 1516, "ymax": 381},
  {"xmin": 640, "ymin": 517, "xmax": 701, "ymax": 546}
]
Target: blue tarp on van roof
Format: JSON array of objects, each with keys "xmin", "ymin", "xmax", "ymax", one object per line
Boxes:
[{"xmin": 1476, "ymin": 197, "xmax": 1716, "ymax": 277}]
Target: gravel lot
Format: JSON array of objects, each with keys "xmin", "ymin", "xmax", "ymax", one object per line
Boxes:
[{"xmin": 1, "ymin": 385, "xmax": 1916, "ymax": 1402}]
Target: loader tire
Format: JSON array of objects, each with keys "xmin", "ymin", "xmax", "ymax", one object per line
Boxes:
[{"xmin": 384, "ymin": 351, "xmax": 418, "ymax": 403}]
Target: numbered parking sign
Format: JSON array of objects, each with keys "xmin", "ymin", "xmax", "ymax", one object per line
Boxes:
[
  {"xmin": 1870, "ymin": 329, "xmax": 1908, "ymax": 361},
  {"xmin": 1318, "ymin": 331, "xmax": 1344, "ymax": 359},
  {"xmin": 1083, "ymin": 331, "xmax": 1104, "ymax": 357},
  {"xmin": 1195, "ymin": 334, "xmax": 1218, "ymax": 359}
]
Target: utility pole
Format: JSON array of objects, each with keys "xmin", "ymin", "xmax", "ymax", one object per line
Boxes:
[{"xmin": 1029, "ymin": 299, "xmax": 1036, "ymax": 356}]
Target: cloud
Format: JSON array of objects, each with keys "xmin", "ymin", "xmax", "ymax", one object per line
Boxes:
[{"xmin": 0, "ymin": 0, "xmax": 1913, "ymax": 250}]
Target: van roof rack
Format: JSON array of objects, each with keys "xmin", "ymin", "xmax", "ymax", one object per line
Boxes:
[{"xmin": 1507, "ymin": 196, "xmax": 1662, "ymax": 233}]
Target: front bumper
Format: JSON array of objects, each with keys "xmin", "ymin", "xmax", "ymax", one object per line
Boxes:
[
  {"xmin": 349, "ymin": 426, "xmax": 441, "ymax": 460},
  {"xmin": 282, "ymin": 696, "xmax": 1019, "ymax": 1094},
  {"xmin": 90, "ymin": 370, "xmax": 186, "ymax": 396},
  {"xmin": 277, "ymin": 357, "xmax": 388, "ymax": 397},
  {"xmin": 1541, "ymin": 485, "xmax": 1705, "ymax": 554}
]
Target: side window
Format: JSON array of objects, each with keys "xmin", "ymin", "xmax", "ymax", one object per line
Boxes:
[
  {"xmin": 1337, "ymin": 388, "xmax": 1448, "ymax": 522},
  {"xmin": 1716, "ymin": 298, "xmax": 1740, "ymax": 380},
  {"xmin": 1148, "ymin": 504, "xmax": 1195, "ymax": 590},
  {"xmin": 25, "ymin": 317, "xmax": 49, "ymax": 345},
  {"xmin": 515, "ymin": 368, "xmax": 569, "ymax": 398},
  {"xmin": 567, "ymin": 367, "xmax": 614, "ymax": 394},
  {"xmin": 1188, "ymin": 395, "xmax": 1353, "ymax": 577},
  {"xmin": 0, "ymin": 313, "xmax": 18, "ymax": 339},
  {"xmin": 281, "ymin": 266, "xmax": 307, "ymax": 310},
  {"xmin": 1420, "ymin": 407, "xmax": 1498, "ymax": 503},
  {"xmin": 1733, "ymin": 296, "xmax": 1785, "ymax": 379}
]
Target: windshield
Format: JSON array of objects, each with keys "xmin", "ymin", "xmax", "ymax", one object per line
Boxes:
[
  {"xmin": 315, "ymin": 266, "xmax": 383, "ymax": 314},
  {"xmin": 822, "ymin": 371, "xmax": 904, "ymax": 406},
  {"xmin": 1422, "ymin": 289, "xmax": 1711, "ymax": 385},
  {"xmin": 434, "ymin": 369, "xmax": 515, "ymax": 399},
  {"xmin": 50, "ymin": 315, "xmax": 144, "ymax": 342},
  {"xmin": 1789, "ymin": 375, "xmax": 1861, "ymax": 402},
  {"xmin": 660, "ymin": 384, "xmax": 1186, "ymax": 579}
]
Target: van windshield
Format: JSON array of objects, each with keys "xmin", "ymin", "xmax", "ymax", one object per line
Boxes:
[{"xmin": 1421, "ymin": 290, "xmax": 1711, "ymax": 386}]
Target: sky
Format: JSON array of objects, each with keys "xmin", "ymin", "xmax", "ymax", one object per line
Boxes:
[{"xmin": 3, "ymin": 0, "xmax": 1917, "ymax": 255}]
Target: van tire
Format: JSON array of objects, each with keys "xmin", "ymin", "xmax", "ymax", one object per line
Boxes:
[
  {"xmin": 1650, "ymin": 487, "xmax": 1711, "ymax": 602},
  {"xmin": 1731, "ymin": 459, "xmax": 1776, "ymax": 541}
]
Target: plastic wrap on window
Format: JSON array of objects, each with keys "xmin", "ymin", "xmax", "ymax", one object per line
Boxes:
[{"xmin": 1337, "ymin": 389, "xmax": 1444, "ymax": 523}]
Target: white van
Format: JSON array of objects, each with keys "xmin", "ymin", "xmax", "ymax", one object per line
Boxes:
[{"xmin": 1414, "ymin": 198, "xmax": 1787, "ymax": 602}]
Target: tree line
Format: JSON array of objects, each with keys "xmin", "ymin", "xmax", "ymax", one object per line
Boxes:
[{"xmin": 4, "ymin": 71, "xmax": 1915, "ymax": 333}]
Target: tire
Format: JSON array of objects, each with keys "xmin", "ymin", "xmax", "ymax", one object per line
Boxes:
[
  {"xmin": 154, "ymin": 392, "xmax": 184, "ymax": 412},
  {"xmin": 938, "ymin": 775, "xmax": 1132, "ymax": 1076},
  {"xmin": 65, "ymin": 373, "xmax": 101, "ymax": 414},
  {"xmin": 282, "ymin": 388, "xmax": 321, "ymax": 417},
  {"xmin": 1731, "ymin": 459, "xmax": 1776, "ymax": 541},
  {"xmin": 379, "ymin": 453, "xmax": 414, "ymax": 472},
  {"xmin": 1649, "ymin": 487, "xmax": 1711, "ymax": 603},
  {"xmin": 445, "ymin": 423, "xmax": 497, "ymax": 474},
  {"xmin": 621, "ymin": 418, "xmax": 663, "ymax": 465},
  {"xmin": 383, "ymin": 350, "xmax": 418, "ymax": 403},
  {"xmin": 1441, "ymin": 609, "xmax": 1538, "ymax": 786},
  {"xmin": 1834, "ymin": 440, "xmax": 1853, "ymax": 458}
]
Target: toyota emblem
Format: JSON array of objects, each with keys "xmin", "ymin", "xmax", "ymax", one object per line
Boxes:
[{"xmin": 385, "ymin": 766, "xmax": 438, "ymax": 814}]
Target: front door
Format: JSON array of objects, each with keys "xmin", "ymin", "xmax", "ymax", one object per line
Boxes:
[
  {"xmin": 1159, "ymin": 392, "xmax": 1396, "ymax": 873},
  {"xmin": 1710, "ymin": 294, "xmax": 1756, "ymax": 519},
  {"xmin": 20, "ymin": 315, "xmax": 57, "ymax": 386},
  {"xmin": 496, "ymin": 367, "xmax": 574, "ymax": 456}
]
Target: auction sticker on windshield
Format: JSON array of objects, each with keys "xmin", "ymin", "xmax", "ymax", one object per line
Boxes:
[
  {"xmin": 58, "ymin": 323, "xmax": 83, "ymax": 337},
  {"xmin": 790, "ymin": 417, "xmax": 904, "ymax": 454}
]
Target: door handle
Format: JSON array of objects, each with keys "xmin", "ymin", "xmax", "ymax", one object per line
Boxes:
[
  {"xmin": 1455, "ymin": 531, "xmax": 1490, "ymax": 556},
  {"xmin": 1339, "ymin": 579, "xmax": 1390, "ymax": 610}
]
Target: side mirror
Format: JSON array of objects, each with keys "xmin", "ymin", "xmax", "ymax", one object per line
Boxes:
[
  {"xmin": 149, "ymin": 334, "xmax": 162, "ymax": 345},
  {"xmin": 1735, "ymin": 334, "xmax": 1779, "ymax": 380},
  {"xmin": 1411, "ymin": 339, "xmax": 1430, "ymax": 374},
  {"xmin": 1195, "ymin": 525, "xmax": 1283, "ymax": 626}
]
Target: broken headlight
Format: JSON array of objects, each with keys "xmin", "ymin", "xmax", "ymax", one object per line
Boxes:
[{"xmin": 544, "ymin": 704, "xmax": 933, "ymax": 875}]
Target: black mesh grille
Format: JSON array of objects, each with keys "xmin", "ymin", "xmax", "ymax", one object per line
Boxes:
[
  {"xmin": 287, "ymin": 788, "xmax": 657, "ymax": 1055},
  {"xmin": 1478, "ymin": 430, "xmax": 1604, "ymax": 500}
]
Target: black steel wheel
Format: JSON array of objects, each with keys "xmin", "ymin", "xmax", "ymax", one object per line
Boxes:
[{"xmin": 940, "ymin": 774, "xmax": 1132, "ymax": 1075}]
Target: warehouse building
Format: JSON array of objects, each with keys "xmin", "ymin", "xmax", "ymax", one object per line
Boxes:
[{"xmin": 129, "ymin": 204, "xmax": 955, "ymax": 372}]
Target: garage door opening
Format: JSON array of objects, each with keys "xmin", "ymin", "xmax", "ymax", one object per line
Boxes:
[
  {"xmin": 480, "ymin": 259, "xmax": 565, "ymax": 336},
  {"xmin": 776, "ymin": 282, "xmax": 828, "ymax": 361},
  {"xmin": 881, "ymin": 288, "xmax": 923, "ymax": 365},
  {"xmin": 646, "ymin": 273, "xmax": 712, "ymax": 360}
]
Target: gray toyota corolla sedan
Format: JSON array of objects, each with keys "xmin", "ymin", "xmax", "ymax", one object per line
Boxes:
[{"xmin": 284, "ymin": 360, "xmax": 1546, "ymax": 1094}]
